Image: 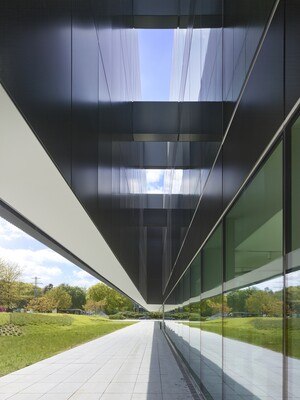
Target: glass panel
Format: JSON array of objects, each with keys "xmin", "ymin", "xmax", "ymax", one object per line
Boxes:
[
  {"xmin": 200, "ymin": 224, "xmax": 223, "ymax": 399},
  {"xmin": 286, "ymin": 269, "xmax": 300, "ymax": 399},
  {"xmin": 182, "ymin": 269, "xmax": 190, "ymax": 364},
  {"xmin": 291, "ymin": 117, "xmax": 300, "ymax": 252},
  {"xmin": 189, "ymin": 254, "xmax": 201, "ymax": 382},
  {"xmin": 288, "ymin": 116, "xmax": 300, "ymax": 399},
  {"xmin": 164, "ymin": 274, "xmax": 189, "ymax": 367},
  {"xmin": 224, "ymin": 143, "xmax": 283, "ymax": 399}
]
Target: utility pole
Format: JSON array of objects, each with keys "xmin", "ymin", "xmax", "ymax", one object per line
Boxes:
[{"xmin": 32, "ymin": 276, "xmax": 42, "ymax": 298}]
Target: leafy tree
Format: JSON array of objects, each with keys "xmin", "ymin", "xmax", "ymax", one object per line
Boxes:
[
  {"xmin": 27, "ymin": 296, "xmax": 56, "ymax": 312},
  {"xmin": 0, "ymin": 259, "xmax": 22, "ymax": 309},
  {"xmin": 58, "ymin": 284, "xmax": 86, "ymax": 309},
  {"xmin": 16, "ymin": 282, "xmax": 41, "ymax": 308},
  {"xmin": 200, "ymin": 299, "xmax": 214, "ymax": 317},
  {"xmin": 87, "ymin": 283, "xmax": 133, "ymax": 314},
  {"xmin": 246, "ymin": 290, "xmax": 283, "ymax": 316},
  {"xmin": 43, "ymin": 283, "xmax": 54, "ymax": 294},
  {"xmin": 286, "ymin": 286, "xmax": 300, "ymax": 315},
  {"xmin": 210, "ymin": 297, "xmax": 231, "ymax": 315},
  {"xmin": 227, "ymin": 288, "xmax": 259, "ymax": 313},
  {"xmin": 84, "ymin": 299, "xmax": 106, "ymax": 314},
  {"xmin": 189, "ymin": 301, "xmax": 201, "ymax": 313},
  {"xmin": 45, "ymin": 287, "xmax": 72, "ymax": 310},
  {"xmin": 200, "ymin": 295, "xmax": 224, "ymax": 317}
]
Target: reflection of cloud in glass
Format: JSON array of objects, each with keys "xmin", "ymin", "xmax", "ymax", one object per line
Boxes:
[
  {"xmin": 253, "ymin": 275, "xmax": 283, "ymax": 292},
  {"xmin": 251, "ymin": 272, "xmax": 300, "ymax": 291},
  {"xmin": 287, "ymin": 270, "xmax": 300, "ymax": 287}
]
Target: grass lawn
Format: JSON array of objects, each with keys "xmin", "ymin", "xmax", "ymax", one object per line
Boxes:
[
  {"xmin": 0, "ymin": 312, "xmax": 136, "ymax": 376},
  {"xmin": 184, "ymin": 317, "xmax": 300, "ymax": 359}
]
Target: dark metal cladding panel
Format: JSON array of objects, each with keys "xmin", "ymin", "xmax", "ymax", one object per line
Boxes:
[
  {"xmin": 133, "ymin": 102, "xmax": 179, "ymax": 135},
  {"xmin": 133, "ymin": 0, "xmax": 178, "ymax": 16},
  {"xmin": 285, "ymin": 0, "xmax": 300, "ymax": 116},
  {"xmin": 147, "ymin": 228, "xmax": 163, "ymax": 304},
  {"xmin": 222, "ymin": 2, "xmax": 284, "ymax": 209},
  {"xmin": 0, "ymin": 0, "xmax": 72, "ymax": 183},
  {"xmin": 179, "ymin": 102, "xmax": 223, "ymax": 137},
  {"xmin": 143, "ymin": 210, "xmax": 167, "ymax": 227},
  {"xmin": 71, "ymin": 0, "xmax": 99, "ymax": 218},
  {"xmin": 133, "ymin": 0, "xmax": 221, "ymax": 16},
  {"xmin": 222, "ymin": 0, "xmax": 277, "ymax": 131}
]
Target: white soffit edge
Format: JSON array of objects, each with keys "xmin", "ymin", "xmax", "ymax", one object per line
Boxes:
[{"xmin": 0, "ymin": 84, "xmax": 160, "ymax": 311}]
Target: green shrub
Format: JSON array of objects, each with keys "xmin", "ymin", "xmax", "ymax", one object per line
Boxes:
[
  {"xmin": 10, "ymin": 313, "xmax": 73, "ymax": 326},
  {"xmin": 170, "ymin": 312, "xmax": 189, "ymax": 320},
  {"xmin": 189, "ymin": 313, "xmax": 201, "ymax": 321},
  {"xmin": 109, "ymin": 314, "xmax": 126, "ymax": 320},
  {"xmin": 120, "ymin": 311, "xmax": 141, "ymax": 319},
  {"xmin": 148, "ymin": 312, "xmax": 163, "ymax": 319}
]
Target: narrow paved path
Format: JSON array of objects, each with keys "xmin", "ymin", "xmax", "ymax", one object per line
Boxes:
[{"xmin": 0, "ymin": 321, "xmax": 193, "ymax": 400}]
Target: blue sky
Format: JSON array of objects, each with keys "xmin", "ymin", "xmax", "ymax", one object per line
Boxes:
[
  {"xmin": 138, "ymin": 29, "xmax": 174, "ymax": 101},
  {"xmin": 0, "ymin": 216, "xmax": 98, "ymax": 288}
]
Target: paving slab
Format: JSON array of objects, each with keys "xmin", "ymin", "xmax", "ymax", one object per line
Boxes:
[{"xmin": 0, "ymin": 321, "xmax": 193, "ymax": 400}]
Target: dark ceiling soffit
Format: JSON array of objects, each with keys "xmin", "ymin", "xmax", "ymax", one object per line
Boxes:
[
  {"xmin": 101, "ymin": 101, "xmax": 223, "ymax": 142},
  {"xmin": 0, "ymin": 199, "xmax": 142, "ymax": 306},
  {"xmin": 132, "ymin": 15, "xmax": 222, "ymax": 29},
  {"xmin": 94, "ymin": 0, "xmax": 222, "ymax": 28}
]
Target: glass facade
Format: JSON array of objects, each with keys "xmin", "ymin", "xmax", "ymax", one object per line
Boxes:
[
  {"xmin": 164, "ymin": 125, "xmax": 300, "ymax": 398},
  {"xmin": 288, "ymin": 116, "xmax": 300, "ymax": 399}
]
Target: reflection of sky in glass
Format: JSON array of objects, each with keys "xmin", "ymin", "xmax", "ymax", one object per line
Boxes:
[
  {"xmin": 251, "ymin": 271, "xmax": 300, "ymax": 291},
  {"xmin": 254, "ymin": 275, "xmax": 283, "ymax": 292}
]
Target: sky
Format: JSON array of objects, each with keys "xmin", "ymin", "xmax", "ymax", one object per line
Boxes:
[
  {"xmin": 145, "ymin": 169, "xmax": 183, "ymax": 194},
  {"xmin": 0, "ymin": 216, "xmax": 98, "ymax": 288},
  {"xmin": 138, "ymin": 29, "xmax": 174, "ymax": 101}
]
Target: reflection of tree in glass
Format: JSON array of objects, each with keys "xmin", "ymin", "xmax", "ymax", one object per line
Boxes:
[{"xmin": 246, "ymin": 290, "xmax": 282, "ymax": 316}]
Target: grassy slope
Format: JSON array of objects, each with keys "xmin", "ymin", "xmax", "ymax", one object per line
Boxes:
[
  {"xmin": 0, "ymin": 313, "xmax": 135, "ymax": 376},
  {"xmin": 185, "ymin": 317, "xmax": 300, "ymax": 359}
]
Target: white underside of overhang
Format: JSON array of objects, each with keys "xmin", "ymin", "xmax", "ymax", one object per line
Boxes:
[{"xmin": 0, "ymin": 84, "xmax": 160, "ymax": 312}]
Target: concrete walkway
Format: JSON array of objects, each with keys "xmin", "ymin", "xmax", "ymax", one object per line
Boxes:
[{"xmin": 0, "ymin": 321, "xmax": 194, "ymax": 400}]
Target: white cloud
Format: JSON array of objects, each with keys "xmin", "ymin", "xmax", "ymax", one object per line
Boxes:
[
  {"xmin": 146, "ymin": 169, "xmax": 164, "ymax": 184},
  {"xmin": 73, "ymin": 270, "xmax": 91, "ymax": 279},
  {"xmin": 0, "ymin": 217, "xmax": 99, "ymax": 288},
  {"xmin": 164, "ymin": 169, "xmax": 183, "ymax": 194},
  {"xmin": 70, "ymin": 278, "xmax": 98, "ymax": 288},
  {"xmin": 0, "ymin": 247, "xmax": 67, "ymax": 284},
  {"xmin": 287, "ymin": 270, "xmax": 300, "ymax": 287},
  {"xmin": 70, "ymin": 269, "xmax": 98, "ymax": 288},
  {"xmin": 0, "ymin": 218, "xmax": 28, "ymax": 242}
]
